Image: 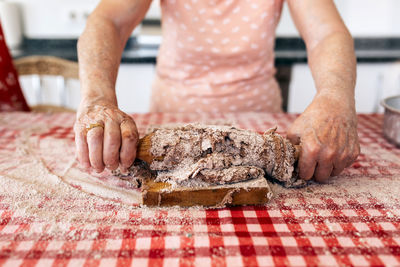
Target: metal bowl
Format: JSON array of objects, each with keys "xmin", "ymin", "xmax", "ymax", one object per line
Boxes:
[{"xmin": 381, "ymin": 95, "xmax": 400, "ymax": 147}]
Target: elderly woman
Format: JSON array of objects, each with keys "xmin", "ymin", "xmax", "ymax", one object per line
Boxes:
[{"xmin": 74, "ymin": 0, "xmax": 360, "ymax": 183}]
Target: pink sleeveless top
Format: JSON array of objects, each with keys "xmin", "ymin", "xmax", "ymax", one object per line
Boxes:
[{"xmin": 150, "ymin": 0, "xmax": 284, "ymax": 113}]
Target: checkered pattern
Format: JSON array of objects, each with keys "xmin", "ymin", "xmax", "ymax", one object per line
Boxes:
[{"xmin": 0, "ymin": 112, "xmax": 399, "ymax": 267}]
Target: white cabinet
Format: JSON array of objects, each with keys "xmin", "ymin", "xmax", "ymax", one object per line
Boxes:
[
  {"xmin": 19, "ymin": 75, "xmax": 81, "ymax": 109},
  {"xmin": 288, "ymin": 63, "xmax": 400, "ymax": 113},
  {"xmin": 115, "ymin": 64, "xmax": 155, "ymax": 113},
  {"xmin": 19, "ymin": 63, "xmax": 156, "ymax": 113}
]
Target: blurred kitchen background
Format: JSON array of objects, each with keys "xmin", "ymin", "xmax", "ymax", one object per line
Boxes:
[{"xmin": 3, "ymin": 0, "xmax": 400, "ymax": 113}]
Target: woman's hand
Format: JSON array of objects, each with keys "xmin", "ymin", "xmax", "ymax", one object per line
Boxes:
[
  {"xmin": 287, "ymin": 91, "xmax": 360, "ymax": 182},
  {"xmin": 74, "ymin": 99, "xmax": 139, "ymax": 172}
]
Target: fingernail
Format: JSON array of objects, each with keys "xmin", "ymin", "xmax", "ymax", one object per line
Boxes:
[
  {"xmin": 120, "ymin": 166, "xmax": 128, "ymax": 173},
  {"xmin": 300, "ymin": 174, "xmax": 313, "ymax": 181},
  {"xmin": 107, "ymin": 164, "xmax": 118, "ymax": 171}
]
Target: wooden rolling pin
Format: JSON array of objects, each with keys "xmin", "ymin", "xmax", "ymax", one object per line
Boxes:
[
  {"xmin": 136, "ymin": 133, "xmax": 158, "ymax": 164},
  {"xmin": 136, "ymin": 132, "xmax": 300, "ymax": 165}
]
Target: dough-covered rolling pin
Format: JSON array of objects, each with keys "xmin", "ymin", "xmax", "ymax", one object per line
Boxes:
[
  {"xmin": 135, "ymin": 125, "xmax": 302, "ymax": 187},
  {"xmin": 114, "ymin": 124, "xmax": 303, "ymax": 207}
]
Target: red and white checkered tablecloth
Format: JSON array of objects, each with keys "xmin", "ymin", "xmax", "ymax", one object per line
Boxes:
[{"xmin": 0, "ymin": 112, "xmax": 399, "ymax": 267}]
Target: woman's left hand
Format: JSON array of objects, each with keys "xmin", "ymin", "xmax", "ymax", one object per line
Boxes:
[{"xmin": 287, "ymin": 91, "xmax": 360, "ymax": 182}]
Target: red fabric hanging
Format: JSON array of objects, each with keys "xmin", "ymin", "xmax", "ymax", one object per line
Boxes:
[{"xmin": 0, "ymin": 23, "xmax": 30, "ymax": 111}]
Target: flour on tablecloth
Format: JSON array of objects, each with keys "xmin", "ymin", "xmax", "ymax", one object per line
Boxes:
[
  {"xmin": 0, "ymin": 122, "xmax": 205, "ymax": 239},
  {"xmin": 0, "ymin": 113, "xmax": 400, "ymax": 242}
]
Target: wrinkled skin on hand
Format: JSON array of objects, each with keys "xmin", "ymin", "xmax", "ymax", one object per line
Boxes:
[
  {"xmin": 287, "ymin": 91, "xmax": 360, "ymax": 182},
  {"xmin": 74, "ymin": 101, "xmax": 139, "ymax": 173}
]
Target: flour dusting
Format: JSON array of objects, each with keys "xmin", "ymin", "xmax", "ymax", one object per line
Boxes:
[
  {"xmin": 0, "ymin": 122, "xmax": 199, "ymax": 239},
  {"xmin": 0, "ymin": 113, "xmax": 399, "ymax": 244}
]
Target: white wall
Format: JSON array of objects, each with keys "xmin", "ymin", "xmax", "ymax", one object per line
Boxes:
[
  {"xmin": 276, "ymin": 0, "xmax": 400, "ymax": 37},
  {"xmin": 6, "ymin": 0, "xmax": 139, "ymax": 38},
  {"xmin": 6, "ymin": 0, "xmax": 400, "ymax": 38}
]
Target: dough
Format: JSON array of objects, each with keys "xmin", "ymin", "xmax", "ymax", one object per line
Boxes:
[{"xmin": 148, "ymin": 124, "xmax": 302, "ymax": 188}]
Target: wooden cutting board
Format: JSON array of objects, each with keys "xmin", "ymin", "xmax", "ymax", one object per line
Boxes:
[{"xmin": 140, "ymin": 176, "xmax": 273, "ymax": 207}]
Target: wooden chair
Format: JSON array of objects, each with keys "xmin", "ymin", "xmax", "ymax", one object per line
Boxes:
[{"xmin": 13, "ymin": 56, "xmax": 79, "ymax": 113}]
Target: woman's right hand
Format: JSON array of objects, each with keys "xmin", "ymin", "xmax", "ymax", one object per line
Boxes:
[{"xmin": 74, "ymin": 100, "xmax": 139, "ymax": 173}]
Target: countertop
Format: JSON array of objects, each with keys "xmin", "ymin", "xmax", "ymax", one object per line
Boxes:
[
  {"xmin": 11, "ymin": 37, "xmax": 400, "ymax": 65},
  {"xmin": 0, "ymin": 112, "xmax": 399, "ymax": 266}
]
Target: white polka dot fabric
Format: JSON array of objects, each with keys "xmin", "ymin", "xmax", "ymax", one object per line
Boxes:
[{"xmin": 150, "ymin": 0, "xmax": 284, "ymax": 113}]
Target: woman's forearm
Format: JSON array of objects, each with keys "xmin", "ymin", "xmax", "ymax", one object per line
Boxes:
[
  {"xmin": 287, "ymin": 0, "xmax": 356, "ymax": 106},
  {"xmin": 77, "ymin": 0, "xmax": 152, "ymax": 108},
  {"xmin": 307, "ymin": 30, "xmax": 357, "ymax": 105},
  {"xmin": 288, "ymin": 30, "xmax": 359, "ymax": 181},
  {"xmin": 78, "ymin": 16, "xmax": 123, "ymax": 107}
]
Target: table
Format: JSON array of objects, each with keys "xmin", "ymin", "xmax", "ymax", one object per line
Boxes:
[{"xmin": 0, "ymin": 112, "xmax": 399, "ymax": 267}]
